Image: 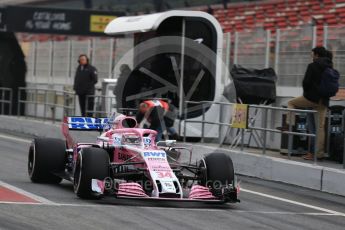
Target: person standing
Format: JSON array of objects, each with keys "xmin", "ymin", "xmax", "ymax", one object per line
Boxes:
[
  {"xmin": 287, "ymin": 46, "xmax": 333, "ymax": 160},
  {"xmin": 73, "ymin": 54, "xmax": 98, "ymax": 117}
]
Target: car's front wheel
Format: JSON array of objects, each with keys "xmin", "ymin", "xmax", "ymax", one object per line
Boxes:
[
  {"xmin": 199, "ymin": 152, "xmax": 237, "ymax": 201},
  {"xmin": 74, "ymin": 147, "xmax": 109, "ymax": 199}
]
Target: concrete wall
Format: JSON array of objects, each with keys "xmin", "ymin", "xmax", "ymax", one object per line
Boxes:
[{"xmin": 322, "ymin": 168, "xmax": 345, "ymax": 196}]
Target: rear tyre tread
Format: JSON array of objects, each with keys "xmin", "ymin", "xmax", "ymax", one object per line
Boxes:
[{"xmin": 28, "ymin": 138, "xmax": 66, "ymax": 184}]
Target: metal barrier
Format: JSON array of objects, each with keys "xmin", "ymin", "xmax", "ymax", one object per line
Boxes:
[
  {"xmin": 25, "ymin": 36, "xmax": 133, "ymax": 85},
  {"xmin": 182, "ymin": 101, "xmax": 231, "ymax": 144},
  {"xmin": 17, "ymin": 87, "xmax": 76, "ymax": 121},
  {"xmin": 234, "ymin": 29, "xmax": 271, "ymax": 69},
  {"xmin": 275, "ymin": 26, "xmax": 315, "ymax": 87},
  {"xmin": 11, "ymin": 88, "xmax": 344, "ymax": 167},
  {"xmin": 324, "ymin": 25, "xmax": 345, "ymax": 86},
  {"xmin": 85, "ymin": 95, "xmax": 138, "ymax": 117},
  {"xmin": 184, "ymin": 100, "xmax": 322, "ymax": 164},
  {"xmin": 85, "ymin": 95, "xmax": 117, "ymax": 118},
  {"xmin": 16, "ymin": 89, "xmax": 131, "ymax": 120},
  {"xmin": 22, "ymin": 25, "xmax": 345, "ymax": 90},
  {"xmin": 0, "ymin": 87, "xmax": 12, "ymax": 115}
]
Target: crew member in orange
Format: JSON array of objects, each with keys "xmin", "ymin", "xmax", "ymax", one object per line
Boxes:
[{"xmin": 136, "ymin": 99, "xmax": 169, "ymax": 141}]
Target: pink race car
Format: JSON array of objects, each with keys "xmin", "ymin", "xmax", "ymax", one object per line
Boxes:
[{"xmin": 28, "ymin": 114, "xmax": 240, "ymax": 203}]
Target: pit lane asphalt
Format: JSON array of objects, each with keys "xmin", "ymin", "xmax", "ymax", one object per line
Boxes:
[{"xmin": 1, "ymin": 133, "xmax": 345, "ymax": 230}]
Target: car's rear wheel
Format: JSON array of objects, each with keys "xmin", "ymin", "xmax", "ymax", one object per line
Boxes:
[
  {"xmin": 74, "ymin": 147, "xmax": 109, "ymax": 199},
  {"xmin": 28, "ymin": 138, "xmax": 66, "ymax": 183},
  {"xmin": 200, "ymin": 152, "xmax": 235, "ymax": 190}
]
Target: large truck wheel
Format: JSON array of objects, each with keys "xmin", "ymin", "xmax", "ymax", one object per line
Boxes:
[
  {"xmin": 28, "ymin": 138, "xmax": 66, "ymax": 184},
  {"xmin": 73, "ymin": 147, "xmax": 109, "ymax": 199}
]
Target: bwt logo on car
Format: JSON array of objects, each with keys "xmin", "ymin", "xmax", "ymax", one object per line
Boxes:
[{"xmin": 143, "ymin": 151, "xmax": 166, "ymax": 158}]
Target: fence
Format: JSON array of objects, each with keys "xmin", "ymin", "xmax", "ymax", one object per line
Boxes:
[
  {"xmin": 3, "ymin": 87, "xmax": 345, "ymax": 168},
  {"xmin": 20, "ymin": 25, "xmax": 345, "ymax": 90},
  {"xmin": 0, "ymin": 87, "xmax": 13, "ymax": 115},
  {"xmin": 17, "ymin": 87, "xmax": 76, "ymax": 121},
  {"xmin": 233, "ymin": 29, "xmax": 271, "ymax": 69},
  {"xmin": 23, "ymin": 36, "xmax": 134, "ymax": 85},
  {"xmin": 16, "ymin": 88, "xmax": 127, "ymax": 120},
  {"xmin": 182, "ymin": 100, "xmax": 330, "ymax": 166},
  {"xmin": 324, "ymin": 25, "xmax": 345, "ymax": 86},
  {"xmin": 85, "ymin": 95, "xmax": 117, "ymax": 118},
  {"xmin": 275, "ymin": 26, "xmax": 315, "ymax": 87}
]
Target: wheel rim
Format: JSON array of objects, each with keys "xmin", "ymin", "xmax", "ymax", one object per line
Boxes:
[
  {"xmin": 28, "ymin": 144, "xmax": 35, "ymax": 177},
  {"xmin": 73, "ymin": 153, "xmax": 82, "ymax": 193},
  {"xmin": 198, "ymin": 158, "xmax": 207, "ymax": 186}
]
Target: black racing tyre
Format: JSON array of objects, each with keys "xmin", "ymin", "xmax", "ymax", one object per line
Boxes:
[
  {"xmin": 28, "ymin": 138, "xmax": 66, "ymax": 184},
  {"xmin": 200, "ymin": 152, "xmax": 235, "ymax": 189},
  {"xmin": 73, "ymin": 147, "xmax": 109, "ymax": 199}
]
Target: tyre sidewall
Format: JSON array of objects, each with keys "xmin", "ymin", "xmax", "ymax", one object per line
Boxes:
[
  {"xmin": 29, "ymin": 138, "xmax": 66, "ymax": 183},
  {"xmin": 74, "ymin": 147, "xmax": 109, "ymax": 198},
  {"xmin": 202, "ymin": 152, "xmax": 234, "ymax": 189}
]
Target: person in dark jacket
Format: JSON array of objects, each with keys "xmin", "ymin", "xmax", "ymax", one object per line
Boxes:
[
  {"xmin": 73, "ymin": 54, "xmax": 98, "ymax": 117},
  {"xmin": 287, "ymin": 46, "xmax": 332, "ymax": 160}
]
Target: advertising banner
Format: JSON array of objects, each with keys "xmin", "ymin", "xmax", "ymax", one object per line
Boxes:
[{"xmin": 5, "ymin": 6, "xmax": 122, "ymax": 36}]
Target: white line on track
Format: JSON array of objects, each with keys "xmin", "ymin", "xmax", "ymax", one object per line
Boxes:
[
  {"xmin": 241, "ymin": 188, "xmax": 345, "ymax": 217},
  {"xmin": 0, "ymin": 133, "xmax": 56, "ymax": 204},
  {"xmin": 0, "ymin": 201, "xmax": 44, "ymax": 205},
  {"xmin": 0, "ymin": 202, "xmax": 343, "ymax": 216},
  {"xmin": 0, "ymin": 133, "xmax": 31, "ymax": 144},
  {"xmin": 0, "ymin": 201, "xmax": 224, "ymax": 212},
  {"xmin": 0, "ymin": 180, "xmax": 57, "ymax": 205},
  {"xmin": 230, "ymin": 211, "xmax": 339, "ymax": 216}
]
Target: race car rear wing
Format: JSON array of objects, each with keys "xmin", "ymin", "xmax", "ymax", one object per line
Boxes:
[{"xmin": 63, "ymin": 117, "xmax": 110, "ymax": 131}]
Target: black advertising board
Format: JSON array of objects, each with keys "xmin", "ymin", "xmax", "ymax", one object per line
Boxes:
[{"xmin": 5, "ymin": 6, "xmax": 123, "ymax": 36}]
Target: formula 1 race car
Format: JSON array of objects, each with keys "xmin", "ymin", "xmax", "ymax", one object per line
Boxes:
[{"xmin": 28, "ymin": 113, "xmax": 240, "ymax": 203}]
